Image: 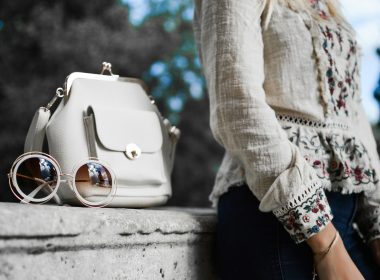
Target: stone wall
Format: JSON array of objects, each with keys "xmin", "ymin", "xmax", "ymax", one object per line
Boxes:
[{"xmin": 0, "ymin": 203, "xmax": 218, "ymax": 280}]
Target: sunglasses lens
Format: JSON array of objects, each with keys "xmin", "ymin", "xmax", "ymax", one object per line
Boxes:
[
  {"xmin": 74, "ymin": 161, "xmax": 114, "ymax": 207},
  {"xmin": 11, "ymin": 156, "xmax": 59, "ymax": 203}
]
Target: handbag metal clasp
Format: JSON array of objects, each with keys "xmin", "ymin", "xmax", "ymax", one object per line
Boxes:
[
  {"xmin": 125, "ymin": 143, "xmax": 141, "ymax": 160},
  {"xmin": 100, "ymin": 62, "xmax": 114, "ymax": 76}
]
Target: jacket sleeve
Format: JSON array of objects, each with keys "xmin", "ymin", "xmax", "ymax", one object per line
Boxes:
[
  {"xmin": 352, "ymin": 95, "xmax": 380, "ymax": 244},
  {"xmin": 192, "ymin": 0, "xmax": 334, "ymax": 244}
]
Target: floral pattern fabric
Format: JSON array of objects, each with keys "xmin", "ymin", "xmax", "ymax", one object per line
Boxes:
[
  {"xmin": 276, "ymin": 117, "xmax": 380, "ymax": 193},
  {"xmin": 354, "ymin": 194, "xmax": 380, "ymax": 243},
  {"xmin": 193, "ymin": 0, "xmax": 380, "ymax": 245},
  {"xmin": 275, "ymin": 110, "xmax": 380, "ymax": 243},
  {"xmin": 311, "ymin": 0, "xmax": 361, "ymax": 117},
  {"xmin": 273, "ymin": 180, "xmax": 334, "ymax": 243},
  {"xmin": 272, "ymin": 0, "xmax": 380, "ymax": 244}
]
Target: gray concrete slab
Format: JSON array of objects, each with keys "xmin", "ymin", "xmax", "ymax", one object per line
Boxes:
[{"xmin": 0, "ymin": 203, "xmax": 218, "ymax": 280}]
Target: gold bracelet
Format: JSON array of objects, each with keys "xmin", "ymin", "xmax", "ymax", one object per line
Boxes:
[
  {"xmin": 313, "ymin": 230, "xmax": 340, "ymax": 266},
  {"xmin": 312, "ymin": 230, "xmax": 340, "ymax": 280}
]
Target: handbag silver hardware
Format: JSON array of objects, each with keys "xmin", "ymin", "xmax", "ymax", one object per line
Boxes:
[
  {"xmin": 100, "ymin": 62, "xmax": 114, "ymax": 76},
  {"xmin": 148, "ymin": 95, "xmax": 155, "ymax": 104},
  {"xmin": 169, "ymin": 126, "xmax": 181, "ymax": 143},
  {"xmin": 125, "ymin": 143, "xmax": 141, "ymax": 160},
  {"xmin": 44, "ymin": 87, "xmax": 64, "ymax": 111},
  {"xmin": 163, "ymin": 119, "xmax": 181, "ymax": 143}
]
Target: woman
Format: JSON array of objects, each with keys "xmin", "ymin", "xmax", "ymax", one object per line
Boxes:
[{"xmin": 192, "ymin": 0, "xmax": 380, "ymax": 279}]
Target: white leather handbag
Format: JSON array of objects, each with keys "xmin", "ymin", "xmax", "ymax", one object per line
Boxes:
[{"xmin": 23, "ymin": 62, "xmax": 180, "ymax": 207}]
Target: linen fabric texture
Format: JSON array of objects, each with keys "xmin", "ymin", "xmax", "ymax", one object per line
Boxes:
[{"xmin": 192, "ymin": 0, "xmax": 380, "ymax": 244}]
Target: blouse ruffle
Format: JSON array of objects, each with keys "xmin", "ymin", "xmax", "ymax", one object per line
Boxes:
[{"xmin": 276, "ymin": 113, "xmax": 380, "ymax": 195}]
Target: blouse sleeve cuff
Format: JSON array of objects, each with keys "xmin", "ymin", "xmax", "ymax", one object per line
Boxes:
[
  {"xmin": 272, "ymin": 180, "xmax": 334, "ymax": 244},
  {"xmin": 354, "ymin": 197, "xmax": 380, "ymax": 244},
  {"xmin": 365, "ymin": 206, "xmax": 380, "ymax": 244},
  {"xmin": 367, "ymin": 226, "xmax": 380, "ymax": 244}
]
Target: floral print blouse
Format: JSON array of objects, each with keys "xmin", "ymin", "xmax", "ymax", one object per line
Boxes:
[{"xmin": 192, "ymin": 0, "xmax": 380, "ymax": 244}]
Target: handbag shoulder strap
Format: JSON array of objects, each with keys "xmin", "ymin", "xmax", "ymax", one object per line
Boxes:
[
  {"xmin": 24, "ymin": 107, "xmax": 51, "ymax": 153},
  {"xmin": 22, "ymin": 106, "xmax": 63, "ymax": 205},
  {"xmin": 24, "ymin": 88, "xmax": 64, "ymax": 153}
]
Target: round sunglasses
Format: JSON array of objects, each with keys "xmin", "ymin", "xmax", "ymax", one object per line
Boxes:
[{"xmin": 7, "ymin": 152, "xmax": 117, "ymax": 207}]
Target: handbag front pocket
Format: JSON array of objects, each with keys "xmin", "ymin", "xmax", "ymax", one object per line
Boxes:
[{"xmin": 84, "ymin": 105, "xmax": 167, "ymax": 186}]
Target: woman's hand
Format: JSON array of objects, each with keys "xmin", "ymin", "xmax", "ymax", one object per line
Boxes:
[
  {"xmin": 306, "ymin": 222, "xmax": 364, "ymax": 280},
  {"xmin": 369, "ymin": 238, "xmax": 380, "ymax": 267}
]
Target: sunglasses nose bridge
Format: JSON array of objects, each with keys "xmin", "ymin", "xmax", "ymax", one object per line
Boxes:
[
  {"xmin": 60, "ymin": 172, "xmax": 74, "ymax": 178},
  {"xmin": 59, "ymin": 173, "xmax": 75, "ymax": 191}
]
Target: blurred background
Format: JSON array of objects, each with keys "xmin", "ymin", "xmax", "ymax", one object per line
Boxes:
[{"xmin": 0, "ymin": 0, "xmax": 379, "ymax": 207}]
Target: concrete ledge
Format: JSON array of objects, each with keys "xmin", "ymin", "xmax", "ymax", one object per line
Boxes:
[{"xmin": 0, "ymin": 203, "xmax": 218, "ymax": 280}]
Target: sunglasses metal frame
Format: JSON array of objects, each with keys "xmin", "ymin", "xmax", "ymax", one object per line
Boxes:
[{"xmin": 7, "ymin": 151, "xmax": 117, "ymax": 208}]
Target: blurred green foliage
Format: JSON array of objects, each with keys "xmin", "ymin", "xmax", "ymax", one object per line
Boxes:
[{"xmin": 122, "ymin": 0, "xmax": 205, "ymax": 125}]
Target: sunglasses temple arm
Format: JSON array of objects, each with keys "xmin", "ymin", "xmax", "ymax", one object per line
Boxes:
[
  {"xmin": 49, "ymin": 185, "xmax": 63, "ymax": 205},
  {"xmin": 20, "ymin": 183, "xmax": 47, "ymax": 204},
  {"xmin": 15, "ymin": 173, "xmax": 49, "ymax": 185},
  {"xmin": 20, "ymin": 181, "xmax": 62, "ymax": 205},
  {"xmin": 41, "ymin": 182, "xmax": 63, "ymax": 205}
]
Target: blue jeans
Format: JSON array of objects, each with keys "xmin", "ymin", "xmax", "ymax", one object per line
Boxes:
[{"xmin": 216, "ymin": 182, "xmax": 380, "ymax": 279}]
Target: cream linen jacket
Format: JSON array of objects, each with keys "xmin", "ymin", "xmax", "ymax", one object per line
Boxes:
[{"xmin": 192, "ymin": 0, "xmax": 380, "ymax": 244}]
